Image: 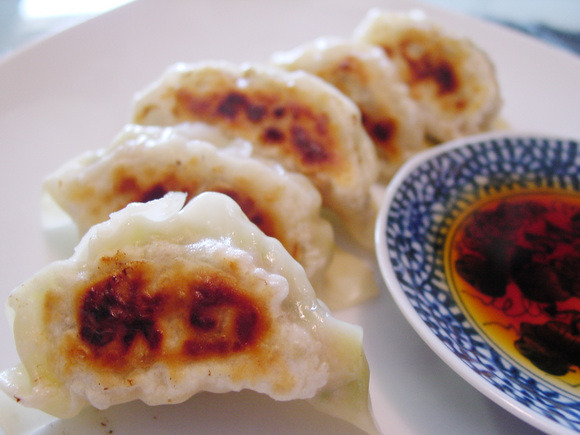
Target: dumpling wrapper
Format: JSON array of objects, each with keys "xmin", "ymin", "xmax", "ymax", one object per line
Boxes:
[
  {"xmin": 132, "ymin": 61, "xmax": 379, "ymax": 247},
  {"xmin": 0, "ymin": 192, "xmax": 377, "ymax": 434},
  {"xmin": 354, "ymin": 9, "xmax": 502, "ymax": 143},
  {"xmin": 40, "ymin": 121, "xmax": 254, "ymax": 260},
  {"xmin": 43, "ymin": 123, "xmax": 334, "ymax": 288},
  {"xmin": 272, "ymin": 37, "xmax": 426, "ymax": 181},
  {"xmin": 42, "ymin": 123, "xmax": 378, "ymax": 310}
]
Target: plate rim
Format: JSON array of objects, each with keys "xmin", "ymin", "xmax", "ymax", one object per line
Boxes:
[{"xmin": 375, "ymin": 130, "xmax": 580, "ymax": 435}]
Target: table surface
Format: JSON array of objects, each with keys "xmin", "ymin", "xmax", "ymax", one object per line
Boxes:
[{"xmin": 1, "ymin": 0, "xmax": 579, "ymax": 59}]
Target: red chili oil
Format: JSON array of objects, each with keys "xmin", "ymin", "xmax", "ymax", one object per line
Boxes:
[{"xmin": 445, "ymin": 190, "xmax": 580, "ymax": 386}]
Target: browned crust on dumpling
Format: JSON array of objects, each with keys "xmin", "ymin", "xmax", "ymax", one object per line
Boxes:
[
  {"xmin": 107, "ymin": 164, "xmax": 286, "ymax": 254},
  {"xmin": 175, "ymin": 89, "xmax": 341, "ymax": 170},
  {"xmin": 354, "ymin": 9, "xmax": 502, "ymax": 142},
  {"xmin": 380, "ymin": 27, "xmax": 469, "ymax": 109},
  {"xmin": 55, "ymin": 251, "xmax": 272, "ymax": 373},
  {"xmin": 135, "ymin": 65, "xmax": 351, "ymax": 179}
]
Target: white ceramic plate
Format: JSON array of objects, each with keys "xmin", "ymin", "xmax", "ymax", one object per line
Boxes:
[{"xmin": 1, "ymin": 0, "xmax": 579, "ymax": 433}]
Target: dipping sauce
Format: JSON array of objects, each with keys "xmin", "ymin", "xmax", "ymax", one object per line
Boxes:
[{"xmin": 445, "ymin": 190, "xmax": 580, "ymax": 388}]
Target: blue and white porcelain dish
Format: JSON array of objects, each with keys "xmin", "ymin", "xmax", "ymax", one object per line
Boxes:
[{"xmin": 375, "ymin": 132, "xmax": 580, "ymax": 434}]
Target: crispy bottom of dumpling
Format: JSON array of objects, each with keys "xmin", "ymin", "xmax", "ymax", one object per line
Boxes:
[
  {"xmin": 132, "ymin": 61, "xmax": 379, "ymax": 246},
  {"xmin": 43, "ymin": 123, "xmax": 333, "ymax": 284},
  {"xmin": 354, "ymin": 9, "xmax": 502, "ymax": 143},
  {"xmin": 272, "ymin": 37, "xmax": 426, "ymax": 181},
  {"xmin": 0, "ymin": 193, "xmax": 377, "ymax": 433}
]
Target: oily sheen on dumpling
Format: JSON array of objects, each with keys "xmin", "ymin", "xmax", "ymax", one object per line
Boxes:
[
  {"xmin": 132, "ymin": 61, "xmax": 379, "ymax": 246},
  {"xmin": 43, "ymin": 123, "xmax": 333, "ymax": 284},
  {"xmin": 354, "ymin": 9, "xmax": 502, "ymax": 142},
  {"xmin": 272, "ymin": 37, "xmax": 426, "ymax": 181},
  {"xmin": 0, "ymin": 193, "xmax": 376, "ymax": 433}
]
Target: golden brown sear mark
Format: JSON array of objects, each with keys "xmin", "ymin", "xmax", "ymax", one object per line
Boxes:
[
  {"xmin": 174, "ymin": 88, "xmax": 335, "ymax": 167},
  {"xmin": 111, "ymin": 167, "xmax": 279, "ymax": 243},
  {"xmin": 361, "ymin": 115, "xmax": 398, "ymax": 157},
  {"xmin": 382, "ymin": 35, "xmax": 460, "ymax": 96},
  {"xmin": 77, "ymin": 255, "xmax": 270, "ymax": 370}
]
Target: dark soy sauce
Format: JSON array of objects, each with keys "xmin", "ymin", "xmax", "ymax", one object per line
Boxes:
[{"xmin": 446, "ymin": 191, "xmax": 580, "ymax": 384}]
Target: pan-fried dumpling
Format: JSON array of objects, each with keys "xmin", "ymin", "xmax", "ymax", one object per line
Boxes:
[
  {"xmin": 0, "ymin": 192, "xmax": 376, "ymax": 434},
  {"xmin": 354, "ymin": 9, "xmax": 502, "ymax": 142},
  {"xmin": 43, "ymin": 123, "xmax": 333, "ymax": 284},
  {"xmin": 132, "ymin": 61, "xmax": 379, "ymax": 246},
  {"xmin": 272, "ymin": 37, "xmax": 426, "ymax": 180}
]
